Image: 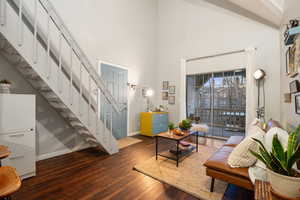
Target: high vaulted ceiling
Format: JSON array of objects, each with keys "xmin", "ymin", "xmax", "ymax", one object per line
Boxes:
[{"xmin": 207, "ymin": 0, "xmax": 290, "ymax": 28}]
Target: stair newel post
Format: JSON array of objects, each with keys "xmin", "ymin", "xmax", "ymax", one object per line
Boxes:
[
  {"xmin": 57, "ymin": 32, "xmax": 62, "ymax": 94},
  {"xmin": 103, "ymin": 98, "xmax": 107, "ymax": 144},
  {"xmin": 33, "ymin": 0, "xmax": 38, "ymax": 64},
  {"xmin": 88, "ymin": 74, "xmax": 91, "ymax": 126},
  {"xmin": 46, "ymin": 11, "xmax": 51, "ymax": 79},
  {"xmin": 18, "ymin": 0, "xmax": 23, "ymax": 46},
  {"xmin": 0, "ymin": 0, "xmax": 6, "ymax": 26},
  {"xmin": 79, "ymin": 63, "xmax": 83, "ymax": 116},
  {"xmin": 95, "ymin": 88, "xmax": 99, "ymax": 135},
  {"xmin": 69, "ymin": 45, "xmax": 73, "ymax": 105},
  {"xmin": 110, "ymin": 104, "xmax": 113, "ymax": 151},
  {"xmin": 58, "ymin": 32, "xmax": 62, "ymax": 93}
]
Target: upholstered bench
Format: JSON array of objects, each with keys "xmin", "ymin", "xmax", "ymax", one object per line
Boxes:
[
  {"xmin": 204, "ymin": 136, "xmax": 254, "ymax": 192},
  {"xmin": 204, "ymin": 120, "xmax": 282, "ymax": 192},
  {"xmin": 204, "ymin": 145, "xmax": 253, "ymax": 192}
]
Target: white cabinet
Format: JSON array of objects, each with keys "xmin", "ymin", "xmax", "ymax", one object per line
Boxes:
[
  {"xmin": 0, "ymin": 94, "xmax": 36, "ymax": 179},
  {"xmin": 0, "ymin": 131, "xmax": 36, "ymax": 178}
]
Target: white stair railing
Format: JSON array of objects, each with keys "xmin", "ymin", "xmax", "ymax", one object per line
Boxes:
[{"xmin": 0, "ymin": 0, "xmax": 120, "ymax": 154}]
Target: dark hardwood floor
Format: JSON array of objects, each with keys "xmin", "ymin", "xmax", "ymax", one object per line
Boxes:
[{"xmin": 13, "ymin": 136, "xmax": 254, "ymax": 200}]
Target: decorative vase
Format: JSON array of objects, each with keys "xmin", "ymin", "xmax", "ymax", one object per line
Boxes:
[
  {"xmin": 0, "ymin": 83, "xmax": 11, "ymax": 94},
  {"xmin": 267, "ymin": 169, "xmax": 300, "ymax": 198}
]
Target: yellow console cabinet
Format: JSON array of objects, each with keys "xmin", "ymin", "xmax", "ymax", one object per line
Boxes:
[{"xmin": 140, "ymin": 112, "xmax": 168, "ymax": 136}]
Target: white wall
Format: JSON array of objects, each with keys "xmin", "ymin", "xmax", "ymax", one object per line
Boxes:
[
  {"xmin": 50, "ymin": 0, "xmax": 158, "ymax": 134},
  {"xmin": 155, "ymin": 0, "xmax": 281, "ymax": 125},
  {"xmin": 280, "ymin": 0, "xmax": 300, "ymax": 130}
]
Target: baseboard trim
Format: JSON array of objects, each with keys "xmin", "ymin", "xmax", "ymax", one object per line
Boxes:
[
  {"xmin": 37, "ymin": 133, "xmax": 141, "ymax": 161},
  {"xmin": 129, "ymin": 131, "xmax": 140, "ymax": 136},
  {"xmin": 37, "ymin": 144, "xmax": 92, "ymax": 161},
  {"xmin": 37, "ymin": 149, "xmax": 72, "ymax": 161}
]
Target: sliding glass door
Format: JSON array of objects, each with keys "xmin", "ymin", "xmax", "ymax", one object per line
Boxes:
[{"xmin": 186, "ymin": 69, "xmax": 246, "ymax": 138}]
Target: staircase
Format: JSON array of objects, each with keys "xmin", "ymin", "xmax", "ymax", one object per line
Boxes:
[{"xmin": 0, "ymin": 0, "xmax": 122, "ymax": 154}]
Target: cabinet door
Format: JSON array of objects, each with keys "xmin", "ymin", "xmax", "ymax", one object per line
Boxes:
[
  {"xmin": 0, "ymin": 131, "xmax": 36, "ymax": 177},
  {"xmin": 153, "ymin": 114, "xmax": 168, "ymax": 134},
  {"xmin": 0, "ymin": 94, "xmax": 35, "ymax": 134}
]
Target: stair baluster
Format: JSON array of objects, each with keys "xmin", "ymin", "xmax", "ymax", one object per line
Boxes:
[
  {"xmin": 0, "ymin": 0, "xmax": 6, "ymax": 26},
  {"xmin": 46, "ymin": 11, "xmax": 51, "ymax": 79},
  {"xmin": 33, "ymin": 0, "xmax": 37, "ymax": 64},
  {"xmin": 17, "ymin": 0, "xmax": 22, "ymax": 46}
]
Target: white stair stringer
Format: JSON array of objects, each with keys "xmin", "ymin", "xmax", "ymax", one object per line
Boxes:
[{"xmin": 0, "ymin": 1, "xmax": 118, "ymax": 154}]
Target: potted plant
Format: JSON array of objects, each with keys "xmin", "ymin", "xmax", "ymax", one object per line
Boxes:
[
  {"xmin": 250, "ymin": 125, "xmax": 300, "ymax": 198},
  {"xmin": 168, "ymin": 122, "xmax": 176, "ymax": 133},
  {"xmin": 0, "ymin": 79, "xmax": 12, "ymax": 94},
  {"xmin": 179, "ymin": 119, "xmax": 192, "ymax": 132}
]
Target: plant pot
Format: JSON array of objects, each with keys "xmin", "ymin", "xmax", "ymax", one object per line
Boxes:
[
  {"xmin": 0, "ymin": 83, "xmax": 11, "ymax": 94},
  {"xmin": 267, "ymin": 169, "xmax": 300, "ymax": 198}
]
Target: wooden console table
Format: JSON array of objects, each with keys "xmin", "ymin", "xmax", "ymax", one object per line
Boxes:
[{"xmin": 255, "ymin": 180, "xmax": 300, "ymax": 200}]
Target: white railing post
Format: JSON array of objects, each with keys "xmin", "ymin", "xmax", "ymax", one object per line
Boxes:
[
  {"xmin": 18, "ymin": 0, "xmax": 23, "ymax": 46},
  {"xmin": 0, "ymin": 0, "xmax": 7, "ymax": 26},
  {"xmin": 79, "ymin": 63, "xmax": 83, "ymax": 116},
  {"xmin": 69, "ymin": 46, "xmax": 73, "ymax": 105},
  {"xmin": 95, "ymin": 89, "xmax": 99, "ymax": 135},
  {"xmin": 46, "ymin": 12, "xmax": 51, "ymax": 79},
  {"xmin": 33, "ymin": 0, "xmax": 38, "ymax": 63},
  {"xmin": 88, "ymin": 74, "xmax": 91, "ymax": 125},
  {"xmin": 103, "ymin": 100, "xmax": 107, "ymax": 144},
  {"xmin": 110, "ymin": 105, "xmax": 113, "ymax": 151},
  {"xmin": 58, "ymin": 32, "xmax": 62, "ymax": 93}
]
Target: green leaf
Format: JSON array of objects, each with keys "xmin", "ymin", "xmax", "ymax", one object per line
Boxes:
[
  {"xmin": 258, "ymin": 147, "xmax": 273, "ymax": 170},
  {"xmin": 269, "ymin": 152, "xmax": 289, "ymax": 175},
  {"xmin": 272, "ymin": 134, "xmax": 286, "ymax": 167},
  {"xmin": 288, "ymin": 132, "xmax": 297, "ymax": 159},
  {"xmin": 252, "ymin": 138, "xmax": 268, "ymax": 153},
  {"xmin": 249, "ymin": 149, "xmax": 267, "ymax": 166},
  {"xmin": 287, "ymin": 144, "xmax": 300, "ymax": 175}
]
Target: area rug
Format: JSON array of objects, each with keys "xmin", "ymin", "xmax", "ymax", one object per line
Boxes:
[
  {"xmin": 118, "ymin": 137, "xmax": 142, "ymax": 149},
  {"xmin": 133, "ymin": 145, "xmax": 227, "ymax": 200}
]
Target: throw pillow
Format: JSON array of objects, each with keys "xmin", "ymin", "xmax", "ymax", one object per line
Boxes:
[
  {"xmin": 247, "ymin": 123, "xmax": 265, "ymax": 137},
  {"xmin": 264, "ymin": 127, "xmax": 289, "ymax": 152},
  {"xmin": 228, "ymin": 128, "xmax": 265, "ymax": 168}
]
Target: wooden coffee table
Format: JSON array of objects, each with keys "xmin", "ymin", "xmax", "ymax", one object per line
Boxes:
[{"xmin": 155, "ymin": 131, "xmax": 198, "ymax": 167}]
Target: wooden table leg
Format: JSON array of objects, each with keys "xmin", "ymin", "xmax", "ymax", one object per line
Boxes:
[
  {"xmin": 196, "ymin": 132, "xmax": 199, "ymax": 152},
  {"xmin": 176, "ymin": 141, "xmax": 179, "ymax": 167},
  {"xmin": 155, "ymin": 136, "xmax": 158, "ymax": 160},
  {"xmin": 210, "ymin": 178, "xmax": 215, "ymax": 192}
]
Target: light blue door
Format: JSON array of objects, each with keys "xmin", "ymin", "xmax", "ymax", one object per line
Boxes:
[{"xmin": 100, "ymin": 63, "xmax": 128, "ymax": 139}]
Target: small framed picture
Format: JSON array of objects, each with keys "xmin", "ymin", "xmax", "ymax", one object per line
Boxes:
[
  {"xmin": 162, "ymin": 81, "xmax": 169, "ymax": 90},
  {"xmin": 284, "ymin": 93, "xmax": 292, "ymax": 103},
  {"xmin": 288, "ymin": 45, "xmax": 299, "ymax": 77},
  {"xmin": 295, "ymin": 93, "xmax": 300, "ymax": 115},
  {"xmin": 290, "ymin": 80, "xmax": 300, "ymax": 94},
  {"xmin": 169, "ymin": 86, "xmax": 175, "ymax": 94},
  {"xmin": 168, "ymin": 96, "xmax": 175, "ymax": 105},
  {"xmin": 162, "ymin": 92, "xmax": 168, "ymax": 100}
]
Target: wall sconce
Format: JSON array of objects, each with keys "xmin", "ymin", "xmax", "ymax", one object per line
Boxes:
[
  {"xmin": 127, "ymin": 82, "xmax": 137, "ymax": 90},
  {"xmin": 142, "ymin": 87, "xmax": 154, "ymax": 97}
]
